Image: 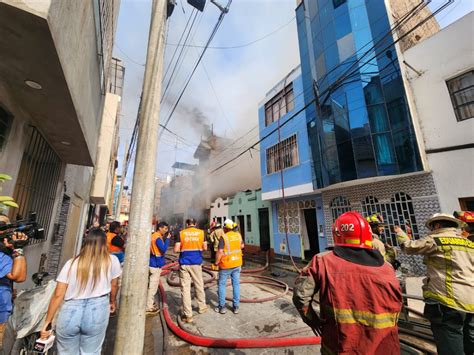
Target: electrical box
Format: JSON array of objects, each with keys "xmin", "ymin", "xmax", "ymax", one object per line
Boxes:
[{"xmin": 187, "ymin": 0, "xmax": 206, "ymax": 12}]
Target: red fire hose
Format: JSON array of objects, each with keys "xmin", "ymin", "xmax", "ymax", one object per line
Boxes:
[{"xmin": 158, "ymin": 283, "xmax": 320, "ymax": 348}]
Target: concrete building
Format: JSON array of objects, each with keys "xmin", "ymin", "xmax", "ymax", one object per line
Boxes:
[
  {"xmin": 402, "ymin": 12, "xmax": 474, "ymax": 213},
  {"xmin": 259, "ymin": 0, "xmax": 442, "ymax": 268},
  {"xmin": 228, "ymin": 189, "xmax": 273, "ymax": 253},
  {"xmin": 209, "ymin": 197, "xmax": 230, "ymax": 226},
  {"xmin": 159, "ymin": 174, "xmax": 194, "ymax": 226},
  {"xmin": 153, "ymin": 176, "xmax": 168, "ymax": 223},
  {"xmin": 0, "ymin": 0, "xmax": 120, "ymax": 285}
]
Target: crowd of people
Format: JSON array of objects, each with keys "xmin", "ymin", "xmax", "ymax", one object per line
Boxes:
[{"xmin": 0, "ymin": 208, "xmax": 472, "ymax": 354}]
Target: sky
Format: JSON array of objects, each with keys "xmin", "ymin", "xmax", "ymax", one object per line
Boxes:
[{"xmin": 113, "ymin": 0, "xmax": 473, "ymax": 188}]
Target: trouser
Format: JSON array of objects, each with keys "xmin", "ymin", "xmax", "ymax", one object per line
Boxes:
[
  {"xmin": 56, "ymin": 295, "xmax": 110, "ymax": 355},
  {"xmin": 424, "ymin": 303, "xmax": 474, "ymax": 355},
  {"xmin": 218, "ymin": 266, "xmax": 241, "ymax": 308},
  {"xmin": 179, "ymin": 265, "xmax": 206, "ymax": 318},
  {"xmin": 210, "ymin": 249, "xmax": 217, "ymax": 264},
  {"xmin": 146, "ymin": 266, "xmax": 162, "ymax": 310}
]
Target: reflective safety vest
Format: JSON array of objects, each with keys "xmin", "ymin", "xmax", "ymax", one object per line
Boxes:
[
  {"xmin": 150, "ymin": 232, "xmax": 163, "ymax": 256},
  {"xmin": 304, "ymin": 251, "xmax": 402, "ymax": 354},
  {"xmin": 106, "ymin": 232, "xmax": 123, "ymax": 253},
  {"xmin": 179, "ymin": 227, "xmax": 205, "ymax": 265},
  {"xmin": 397, "ymin": 227, "xmax": 474, "ymax": 312},
  {"xmin": 220, "ymin": 231, "xmax": 242, "ymax": 269}
]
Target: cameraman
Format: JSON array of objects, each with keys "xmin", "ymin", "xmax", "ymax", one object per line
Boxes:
[{"xmin": 0, "ymin": 214, "xmax": 27, "ymax": 348}]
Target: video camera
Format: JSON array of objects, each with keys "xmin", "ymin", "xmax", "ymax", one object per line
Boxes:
[{"xmin": 0, "ymin": 212, "xmax": 45, "ymax": 248}]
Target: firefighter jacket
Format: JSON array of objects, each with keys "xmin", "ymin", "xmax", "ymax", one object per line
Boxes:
[
  {"xmin": 293, "ymin": 248, "xmax": 402, "ymax": 355},
  {"xmin": 397, "ymin": 227, "xmax": 474, "ymax": 312},
  {"xmin": 219, "ymin": 231, "xmax": 243, "ymax": 270},
  {"xmin": 209, "ymin": 228, "xmax": 225, "ymax": 252},
  {"xmin": 372, "ymin": 234, "xmax": 397, "ymax": 266}
]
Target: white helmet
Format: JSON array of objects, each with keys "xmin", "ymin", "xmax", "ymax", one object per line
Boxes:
[{"xmin": 224, "ymin": 219, "xmax": 234, "ymax": 229}]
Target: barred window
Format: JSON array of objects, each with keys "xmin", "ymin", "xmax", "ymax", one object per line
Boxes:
[
  {"xmin": 277, "ymin": 201, "xmax": 300, "ymax": 234},
  {"xmin": 330, "ymin": 196, "xmax": 351, "ymax": 221},
  {"xmin": 264, "ymin": 84, "xmax": 295, "ymax": 126},
  {"xmin": 246, "ymin": 214, "xmax": 252, "ymax": 232},
  {"xmin": 266, "ymin": 135, "xmax": 299, "ymax": 174},
  {"xmin": 446, "ymin": 70, "xmax": 474, "ymax": 122}
]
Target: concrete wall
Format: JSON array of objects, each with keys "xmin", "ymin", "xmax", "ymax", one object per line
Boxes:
[
  {"xmin": 403, "ymin": 12, "xmax": 474, "ymax": 212},
  {"xmin": 210, "ymin": 197, "xmax": 229, "ymax": 224},
  {"xmin": 90, "ymin": 93, "xmax": 120, "ymax": 204}
]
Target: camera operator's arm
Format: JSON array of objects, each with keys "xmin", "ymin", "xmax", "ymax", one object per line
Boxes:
[{"xmin": 5, "ymin": 233, "xmax": 27, "ymax": 283}]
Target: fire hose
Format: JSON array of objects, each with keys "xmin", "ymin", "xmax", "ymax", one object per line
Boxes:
[{"xmin": 158, "ymin": 262, "xmax": 321, "ymax": 348}]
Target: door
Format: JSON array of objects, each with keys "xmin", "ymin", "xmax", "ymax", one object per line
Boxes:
[
  {"xmin": 258, "ymin": 208, "xmax": 270, "ymax": 251},
  {"xmin": 237, "ymin": 215, "xmax": 245, "ymax": 242},
  {"xmin": 303, "ymin": 208, "xmax": 319, "ymax": 260}
]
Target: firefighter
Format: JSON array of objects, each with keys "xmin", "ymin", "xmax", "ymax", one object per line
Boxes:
[
  {"xmin": 208, "ymin": 221, "xmax": 224, "ymax": 265},
  {"xmin": 293, "ymin": 211, "xmax": 402, "ymax": 355},
  {"xmin": 173, "ymin": 218, "xmax": 208, "ymax": 323},
  {"xmin": 395, "ymin": 213, "xmax": 474, "ymax": 355},
  {"xmin": 366, "ymin": 214, "xmax": 397, "ymax": 266},
  {"xmin": 454, "ymin": 211, "xmax": 474, "ymax": 241}
]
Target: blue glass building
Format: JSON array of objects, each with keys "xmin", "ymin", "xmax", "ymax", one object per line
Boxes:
[{"xmin": 297, "ymin": 0, "xmax": 422, "ymax": 188}]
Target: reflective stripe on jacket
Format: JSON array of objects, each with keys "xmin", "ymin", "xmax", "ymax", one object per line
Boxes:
[
  {"xmin": 397, "ymin": 227, "xmax": 474, "ymax": 312},
  {"xmin": 293, "ymin": 251, "xmax": 402, "ymax": 355},
  {"xmin": 179, "ymin": 227, "xmax": 205, "ymax": 265},
  {"xmin": 106, "ymin": 232, "xmax": 124, "ymax": 253},
  {"xmin": 150, "ymin": 232, "xmax": 163, "ymax": 257},
  {"xmin": 220, "ymin": 231, "xmax": 242, "ymax": 269}
]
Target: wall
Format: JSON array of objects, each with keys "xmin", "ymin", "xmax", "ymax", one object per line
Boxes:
[
  {"xmin": 210, "ymin": 197, "xmax": 229, "ymax": 224},
  {"xmin": 403, "ymin": 13, "xmax": 474, "ymax": 212},
  {"xmin": 258, "ymin": 68, "xmax": 314, "ymax": 200}
]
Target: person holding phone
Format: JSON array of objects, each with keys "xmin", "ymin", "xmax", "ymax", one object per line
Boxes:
[{"xmin": 40, "ymin": 229, "xmax": 121, "ymax": 354}]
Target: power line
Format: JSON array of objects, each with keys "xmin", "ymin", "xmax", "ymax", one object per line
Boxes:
[
  {"xmin": 115, "ymin": 44, "xmax": 145, "ymax": 67},
  {"xmin": 165, "ymin": 15, "xmax": 295, "ymax": 50}
]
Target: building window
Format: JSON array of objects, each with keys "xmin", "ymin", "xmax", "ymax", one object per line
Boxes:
[
  {"xmin": 246, "ymin": 215, "xmax": 252, "ymax": 232},
  {"xmin": 266, "ymin": 135, "xmax": 299, "ymax": 174},
  {"xmin": 277, "ymin": 201, "xmax": 300, "ymax": 234},
  {"xmin": 0, "ymin": 106, "xmax": 13, "ymax": 151},
  {"xmin": 446, "ymin": 70, "xmax": 474, "ymax": 122},
  {"xmin": 264, "ymin": 84, "xmax": 295, "ymax": 126},
  {"xmin": 459, "ymin": 197, "xmax": 474, "ymax": 211},
  {"xmin": 330, "ymin": 196, "xmax": 351, "ymax": 221}
]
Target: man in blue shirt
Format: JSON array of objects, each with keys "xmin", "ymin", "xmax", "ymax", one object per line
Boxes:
[
  {"xmin": 0, "ymin": 214, "xmax": 27, "ymax": 349},
  {"xmin": 146, "ymin": 222, "xmax": 170, "ymax": 315}
]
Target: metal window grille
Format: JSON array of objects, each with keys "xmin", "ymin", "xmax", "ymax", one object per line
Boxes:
[
  {"xmin": 277, "ymin": 201, "xmax": 300, "ymax": 234},
  {"xmin": 266, "ymin": 134, "xmax": 299, "ymax": 174},
  {"xmin": 108, "ymin": 57, "xmax": 125, "ymax": 96},
  {"xmin": 264, "ymin": 84, "xmax": 294, "ymax": 126},
  {"xmin": 446, "ymin": 70, "xmax": 474, "ymax": 122},
  {"xmin": 10, "ymin": 127, "xmax": 62, "ymax": 244},
  {"xmin": 95, "ymin": 0, "xmax": 116, "ymax": 94},
  {"xmin": 246, "ymin": 214, "xmax": 251, "ymax": 232},
  {"xmin": 361, "ymin": 193, "xmax": 419, "ymax": 246},
  {"xmin": 330, "ymin": 196, "xmax": 352, "ymax": 221}
]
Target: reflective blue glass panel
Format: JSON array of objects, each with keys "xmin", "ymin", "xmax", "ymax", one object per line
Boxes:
[
  {"xmin": 353, "ymin": 135, "xmax": 377, "ymax": 178},
  {"xmin": 367, "ymin": 104, "xmax": 389, "ymax": 133},
  {"xmin": 373, "ymin": 133, "xmax": 398, "ymax": 175}
]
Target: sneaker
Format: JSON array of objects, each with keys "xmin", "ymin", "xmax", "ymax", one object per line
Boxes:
[
  {"xmin": 198, "ymin": 306, "xmax": 208, "ymax": 314},
  {"xmin": 181, "ymin": 316, "xmax": 194, "ymax": 323},
  {"xmin": 232, "ymin": 307, "xmax": 239, "ymax": 314},
  {"xmin": 214, "ymin": 306, "xmax": 227, "ymax": 314}
]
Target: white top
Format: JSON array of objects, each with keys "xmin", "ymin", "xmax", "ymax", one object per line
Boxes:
[{"xmin": 57, "ymin": 255, "xmax": 122, "ymax": 300}]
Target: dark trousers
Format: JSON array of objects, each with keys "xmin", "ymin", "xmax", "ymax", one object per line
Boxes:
[
  {"xmin": 424, "ymin": 303, "xmax": 474, "ymax": 355},
  {"xmin": 210, "ymin": 249, "xmax": 217, "ymax": 264}
]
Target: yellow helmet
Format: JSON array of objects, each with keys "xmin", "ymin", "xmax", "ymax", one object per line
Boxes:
[
  {"xmin": 366, "ymin": 214, "xmax": 385, "ymax": 225},
  {"xmin": 233, "ymin": 222, "xmax": 238, "ymax": 229}
]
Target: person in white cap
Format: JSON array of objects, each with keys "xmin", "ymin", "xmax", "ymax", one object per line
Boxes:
[{"xmin": 394, "ymin": 213, "xmax": 473, "ymax": 355}]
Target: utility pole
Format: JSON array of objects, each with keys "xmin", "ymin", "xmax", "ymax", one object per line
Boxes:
[{"xmin": 114, "ymin": 0, "xmax": 167, "ymax": 353}]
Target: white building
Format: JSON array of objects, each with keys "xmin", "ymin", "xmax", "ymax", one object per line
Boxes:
[
  {"xmin": 210, "ymin": 197, "xmax": 230, "ymax": 225},
  {"xmin": 403, "ymin": 12, "xmax": 474, "ymax": 213}
]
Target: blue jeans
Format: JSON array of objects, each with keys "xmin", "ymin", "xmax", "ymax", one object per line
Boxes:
[
  {"xmin": 56, "ymin": 295, "xmax": 110, "ymax": 355},
  {"xmin": 218, "ymin": 267, "xmax": 241, "ymax": 308}
]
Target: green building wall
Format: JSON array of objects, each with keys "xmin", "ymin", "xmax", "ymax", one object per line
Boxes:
[{"xmin": 228, "ymin": 189, "xmax": 273, "ymax": 250}]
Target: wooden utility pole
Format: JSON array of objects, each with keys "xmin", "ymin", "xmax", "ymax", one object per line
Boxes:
[{"xmin": 114, "ymin": 0, "xmax": 167, "ymax": 353}]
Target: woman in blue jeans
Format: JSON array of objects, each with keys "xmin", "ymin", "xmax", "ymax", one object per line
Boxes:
[{"xmin": 40, "ymin": 229, "xmax": 122, "ymax": 354}]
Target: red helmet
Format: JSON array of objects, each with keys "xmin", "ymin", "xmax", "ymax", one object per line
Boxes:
[{"xmin": 333, "ymin": 211, "xmax": 373, "ymax": 249}]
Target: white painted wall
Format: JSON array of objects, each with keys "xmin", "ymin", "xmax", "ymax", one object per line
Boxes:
[
  {"xmin": 210, "ymin": 197, "xmax": 230, "ymax": 224},
  {"xmin": 403, "ymin": 12, "xmax": 474, "ymax": 213}
]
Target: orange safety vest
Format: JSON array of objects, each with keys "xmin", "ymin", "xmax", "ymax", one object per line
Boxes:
[
  {"xmin": 180, "ymin": 227, "xmax": 205, "ymax": 252},
  {"xmin": 106, "ymin": 232, "xmax": 124, "ymax": 253},
  {"xmin": 220, "ymin": 231, "xmax": 243, "ymax": 269},
  {"xmin": 150, "ymin": 232, "xmax": 163, "ymax": 256}
]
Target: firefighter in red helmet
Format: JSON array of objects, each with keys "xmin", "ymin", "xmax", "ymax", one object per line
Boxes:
[{"xmin": 293, "ymin": 211, "xmax": 403, "ymax": 355}]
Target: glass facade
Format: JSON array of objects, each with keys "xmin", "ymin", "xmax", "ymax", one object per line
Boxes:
[{"xmin": 297, "ymin": 0, "xmax": 422, "ymax": 188}]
